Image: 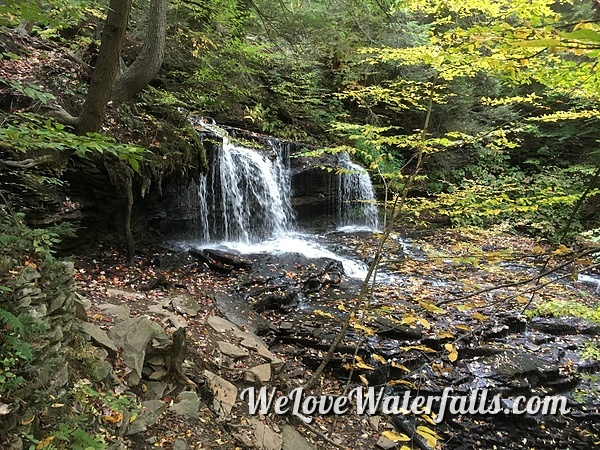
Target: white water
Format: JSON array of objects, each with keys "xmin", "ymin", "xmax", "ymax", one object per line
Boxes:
[
  {"xmin": 337, "ymin": 153, "xmax": 380, "ymax": 231},
  {"xmin": 185, "ymin": 119, "xmax": 382, "ymax": 279},
  {"xmin": 212, "ymin": 232, "xmax": 370, "ymax": 279}
]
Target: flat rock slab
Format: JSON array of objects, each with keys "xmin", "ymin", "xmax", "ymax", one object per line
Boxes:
[
  {"xmin": 245, "ymin": 363, "xmax": 271, "ymax": 383},
  {"xmin": 376, "ymin": 435, "xmax": 397, "ymax": 450},
  {"xmin": 98, "ymin": 303, "xmax": 131, "ymax": 321},
  {"xmin": 207, "ymin": 316, "xmax": 239, "ymax": 334},
  {"xmin": 109, "ymin": 317, "xmax": 172, "ymax": 386},
  {"xmin": 251, "ymin": 418, "xmax": 283, "ymax": 450},
  {"xmin": 106, "ymin": 287, "xmax": 144, "ymax": 300},
  {"xmin": 213, "ymin": 291, "xmax": 270, "ymax": 335},
  {"xmin": 171, "ymin": 294, "xmax": 200, "ymax": 317},
  {"xmin": 204, "ymin": 370, "xmax": 237, "ymax": 417},
  {"xmin": 127, "ymin": 400, "xmax": 167, "ymax": 435},
  {"xmin": 148, "ymin": 303, "xmax": 188, "ymax": 329},
  {"xmin": 281, "ymin": 425, "xmax": 315, "ymax": 450},
  {"xmin": 207, "ymin": 316, "xmax": 283, "ymax": 370},
  {"xmin": 218, "ymin": 341, "xmax": 250, "ymax": 359},
  {"xmin": 169, "ymin": 391, "xmax": 200, "ymax": 417},
  {"xmin": 79, "ymin": 322, "xmax": 118, "ymax": 353}
]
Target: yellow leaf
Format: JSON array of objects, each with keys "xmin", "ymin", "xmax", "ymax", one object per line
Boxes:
[
  {"xmin": 37, "ymin": 436, "xmax": 55, "ymax": 449},
  {"xmin": 372, "ymin": 354, "xmax": 387, "ymax": 364},
  {"xmin": 355, "ymin": 355, "xmax": 375, "ymax": 370},
  {"xmin": 401, "ymin": 315, "xmax": 417, "ymax": 325},
  {"xmin": 419, "ymin": 301, "xmax": 446, "ymax": 314},
  {"xmin": 391, "ymin": 361, "xmax": 411, "ymax": 372},
  {"xmin": 314, "ymin": 309, "xmax": 334, "ymax": 318},
  {"xmin": 418, "ymin": 317, "xmax": 431, "ymax": 329},
  {"xmin": 353, "ymin": 323, "xmax": 376, "ymax": 336},
  {"xmin": 359, "ymin": 374, "xmax": 369, "ymax": 386},
  {"xmin": 552, "ymin": 244, "xmax": 571, "ymax": 255},
  {"xmin": 533, "ymin": 245, "xmax": 544, "ymax": 254},
  {"xmin": 400, "ymin": 345, "xmax": 437, "ymax": 353},
  {"xmin": 438, "ymin": 331, "xmax": 454, "ymax": 339},
  {"xmin": 455, "ymin": 324, "xmax": 472, "ymax": 332},
  {"xmin": 382, "ymin": 431, "xmax": 411, "ymax": 442},
  {"xmin": 456, "ymin": 302, "xmax": 475, "ymax": 312},
  {"xmin": 421, "ymin": 413, "xmax": 437, "ymax": 426},
  {"xmin": 445, "ymin": 343, "xmax": 458, "ymax": 362},
  {"xmin": 472, "ymin": 312, "xmax": 487, "ymax": 321},
  {"xmin": 417, "ymin": 426, "xmax": 441, "ymax": 447},
  {"xmin": 387, "ymin": 379, "xmax": 413, "ymax": 387},
  {"xmin": 103, "ymin": 410, "xmax": 123, "ymax": 424}
]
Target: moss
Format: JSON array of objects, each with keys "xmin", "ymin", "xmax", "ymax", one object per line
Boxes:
[{"xmin": 116, "ymin": 89, "xmax": 208, "ymax": 182}]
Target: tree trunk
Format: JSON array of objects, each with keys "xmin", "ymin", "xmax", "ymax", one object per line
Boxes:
[
  {"xmin": 112, "ymin": 0, "xmax": 169, "ymax": 103},
  {"xmin": 76, "ymin": 0, "xmax": 131, "ymax": 135},
  {"xmin": 16, "ymin": 19, "xmax": 34, "ymax": 35},
  {"xmin": 124, "ymin": 173, "xmax": 135, "ymax": 264}
]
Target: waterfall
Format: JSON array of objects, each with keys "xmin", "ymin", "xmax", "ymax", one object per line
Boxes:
[
  {"xmin": 188, "ymin": 119, "xmax": 379, "ymax": 243},
  {"xmin": 191, "ymin": 121, "xmax": 295, "ymax": 243},
  {"xmin": 337, "ymin": 153, "xmax": 380, "ymax": 230}
]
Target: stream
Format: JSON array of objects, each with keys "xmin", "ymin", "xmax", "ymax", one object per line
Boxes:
[{"xmin": 172, "ymin": 121, "xmax": 599, "ymax": 449}]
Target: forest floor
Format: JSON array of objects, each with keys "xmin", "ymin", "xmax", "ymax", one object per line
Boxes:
[{"xmin": 71, "ymin": 226, "xmax": 600, "ymax": 450}]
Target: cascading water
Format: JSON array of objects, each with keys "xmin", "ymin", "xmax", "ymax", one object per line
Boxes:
[
  {"xmin": 337, "ymin": 153, "xmax": 380, "ymax": 230},
  {"xmin": 183, "ymin": 119, "xmax": 383, "ymax": 279},
  {"xmin": 192, "ymin": 121, "xmax": 295, "ymax": 243}
]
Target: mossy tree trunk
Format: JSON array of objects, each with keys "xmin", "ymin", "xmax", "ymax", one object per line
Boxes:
[
  {"xmin": 112, "ymin": 0, "xmax": 169, "ymax": 103},
  {"xmin": 75, "ymin": 0, "xmax": 131, "ymax": 135}
]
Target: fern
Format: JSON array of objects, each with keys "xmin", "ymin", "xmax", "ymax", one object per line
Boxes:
[
  {"xmin": 0, "ymin": 307, "xmax": 24, "ymax": 334},
  {"xmin": 5, "ymin": 336, "xmax": 33, "ymax": 361}
]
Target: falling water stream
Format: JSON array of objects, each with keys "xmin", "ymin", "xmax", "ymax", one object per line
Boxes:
[{"xmin": 181, "ymin": 120, "xmax": 381, "ymax": 278}]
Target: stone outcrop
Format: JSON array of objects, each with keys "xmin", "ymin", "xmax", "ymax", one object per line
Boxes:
[{"xmin": 0, "ymin": 262, "xmax": 77, "ymax": 434}]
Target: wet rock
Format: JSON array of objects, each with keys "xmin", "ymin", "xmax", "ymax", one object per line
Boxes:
[
  {"xmin": 169, "ymin": 391, "xmax": 200, "ymax": 417},
  {"xmin": 530, "ymin": 317, "xmax": 600, "ymax": 336},
  {"xmin": 371, "ymin": 316, "xmax": 423, "ymax": 339},
  {"xmin": 281, "ymin": 425, "xmax": 315, "ymax": 450},
  {"xmin": 108, "ymin": 317, "xmax": 172, "ymax": 386},
  {"xmin": 253, "ymin": 291, "xmax": 299, "ymax": 313},
  {"xmin": 213, "ymin": 291, "xmax": 270, "ymax": 335},
  {"xmin": 78, "ymin": 322, "xmax": 118, "ymax": 353},
  {"xmin": 127, "ymin": 400, "xmax": 167, "ymax": 435},
  {"xmin": 203, "ymin": 370, "xmax": 237, "ymax": 416},
  {"xmin": 218, "ymin": 341, "xmax": 250, "ymax": 359}
]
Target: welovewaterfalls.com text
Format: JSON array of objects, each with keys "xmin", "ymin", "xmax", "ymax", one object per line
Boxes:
[{"xmin": 239, "ymin": 386, "xmax": 570, "ymax": 424}]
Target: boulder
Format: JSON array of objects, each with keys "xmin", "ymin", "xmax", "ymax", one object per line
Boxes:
[{"xmin": 109, "ymin": 317, "xmax": 172, "ymax": 386}]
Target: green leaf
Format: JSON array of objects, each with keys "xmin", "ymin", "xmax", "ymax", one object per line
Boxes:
[
  {"xmin": 512, "ymin": 39, "xmax": 561, "ymax": 47},
  {"xmin": 560, "ymin": 29, "xmax": 600, "ymax": 43}
]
